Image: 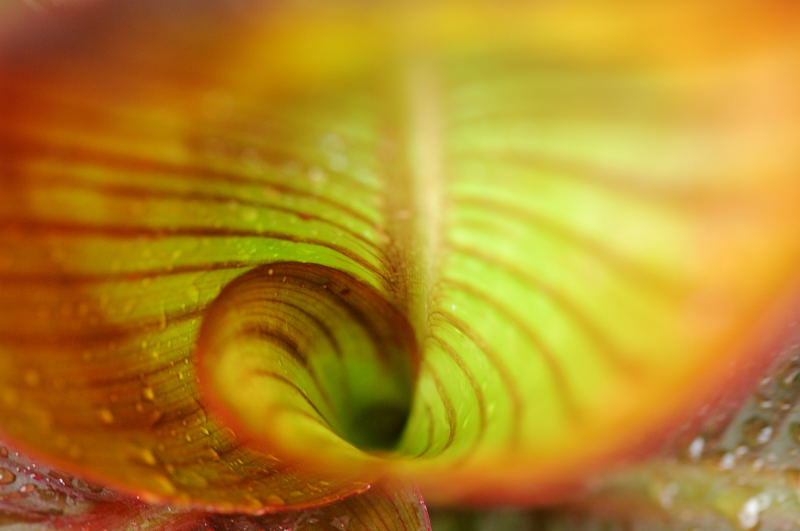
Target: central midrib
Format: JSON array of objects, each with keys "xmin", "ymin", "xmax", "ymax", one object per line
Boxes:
[{"xmin": 379, "ymin": 57, "xmax": 445, "ymax": 344}]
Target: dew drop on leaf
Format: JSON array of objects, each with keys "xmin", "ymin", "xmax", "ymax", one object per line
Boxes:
[
  {"xmin": 97, "ymin": 408, "xmax": 115, "ymax": 424},
  {"xmin": 0, "ymin": 467, "xmax": 15, "ymax": 485},
  {"xmin": 738, "ymin": 493, "xmax": 771, "ymax": 530},
  {"xmin": 330, "ymin": 515, "xmax": 351, "ymax": 530},
  {"xmin": 719, "ymin": 452, "xmax": 736, "ymax": 470},
  {"xmin": 687, "ymin": 436, "xmax": 705, "ymax": 461},
  {"xmin": 134, "ymin": 447, "xmax": 159, "ymax": 467},
  {"xmin": 742, "ymin": 417, "xmax": 773, "ymax": 447},
  {"xmin": 266, "ymin": 494, "xmax": 285, "ymax": 506},
  {"xmin": 308, "ymin": 166, "xmax": 327, "ymax": 183}
]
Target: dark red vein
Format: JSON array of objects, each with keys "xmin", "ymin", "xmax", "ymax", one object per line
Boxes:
[
  {"xmin": 422, "ymin": 360, "xmax": 457, "ymax": 455},
  {"xmin": 239, "ymin": 324, "xmax": 337, "ymax": 414},
  {"xmin": 453, "ymin": 195, "xmax": 687, "ymax": 296},
  {"xmin": 431, "ymin": 310, "xmax": 524, "ymax": 448},
  {"xmin": 448, "ymin": 242, "xmax": 640, "ymax": 374},
  {"xmin": 18, "ymin": 174, "xmax": 382, "ymax": 257},
  {"xmin": 251, "ymin": 268, "xmax": 415, "ymax": 368},
  {"xmin": 0, "ymin": 219, "xmax": 384, "ymax": 281},
  {"xmin": 412, "ymin": 401, "xmax": 436, "ymax": 458},
  {"xmin": 442, "ymin": 277, "xmax": 581, "ymax": 420},
  {"xmin": 0, "ymin": 305, "xmax": 206, "ymax": 344},
  {"xmin": 0, "ymin": 135, "xmax": 380, "ymax": 227},
  {"xmin": 0, "ymin": 261, "xmax": 259, "ymax": 284},
  {"xmin": 252, "ymin": 370, "xmax": 335, "ymax": 432},
  {"xmin": 429, "ymin": 334, "xmax": 488, "ymax": 452}
]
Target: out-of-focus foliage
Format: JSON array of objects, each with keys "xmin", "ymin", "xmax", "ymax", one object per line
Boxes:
[{"xmin": 431, "ymin": 331, "xmax": 800, "ymax": 530}]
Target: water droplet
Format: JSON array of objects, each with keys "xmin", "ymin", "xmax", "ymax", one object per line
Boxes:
[
  {"xmin": 19, "ymin": 483, "xmax": 35, "ymax": 494},
  {"xmin": 308, "ymin": 167, "xmax": 327, "ymax": 183},
  {"xmin": 141, "ymin": 387, "xmax": 156, "ymax": 401},
  {"xmin": 150, "ymin": 473, "xmax": 177, "ymax": 495},
  {"xmin": 97, "ymin": 408, "xmax": 115, "ymax": 424},
  {"xmin": 719, "ymin": 452, "xmax": 736, "ymax": 470},
  {"xmin": 135, "ymin": 448, "xmax": 158, "ymax": 467},
  {"xmin": 266, "ymin": 494, "xmax": 285, "ymax": 506},
  {"xmin": 174, "ymin": 470, "xmax": 208, "ymax": 488},
  {"xmin": 757, "ymin": 426, "xmax": 774, "ymax": 445},
  {"xmin": 0, "ymin": 468, "xmax": 15, "ymax": 485},
  {"xmin": 658, "ymin": 482, "xmax": 679, "ymax": 509},
  {"xmin": 739, "ymin": 493, "xmax": 771, "ymax": 529},
  {"xmin": 743, "ymin": 417, "xmax": 773, "ymax": 447},
  {"xmin": 331, "ymin": 515, "xmax": 351, "ymax": 530},
  {"xmin": 735, "ymin": 445, "xmax": 748, "ymax": 457},
  {"xmin": 687, "ymin": 436, "xmax": 705, "ymax": 461},
  {"xmin": 781, "ymin": 367, "xmax": 800, "ymax": 387},
  {"xmin": 243, "ymin": 493, "xmax": 261, "ymax": 507}
]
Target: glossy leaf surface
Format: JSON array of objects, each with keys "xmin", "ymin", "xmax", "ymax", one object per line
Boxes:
[
  {"xmin": 0, "ymin": 440, "xmax": 429, "ymax": 530},
  {"xmin": 0, "ymin": 0, "xmax": 798, "ymax": 510}
]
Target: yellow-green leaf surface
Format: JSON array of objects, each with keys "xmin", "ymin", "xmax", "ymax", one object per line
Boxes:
[{"xmin": 0, "ymin": 0, "xmax": 798, "ymax": 510}]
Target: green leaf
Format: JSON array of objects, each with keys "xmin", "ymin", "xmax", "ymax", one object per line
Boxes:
[{"xmin": 0, "ymin": 0, "xmax": 798, "ymax": 511}]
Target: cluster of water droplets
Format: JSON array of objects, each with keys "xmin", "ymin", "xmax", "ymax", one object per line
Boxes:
[
  {"xmin": 650, "ymin": 340, "xmax": 800, "ymax": 529},
  {"xmin": 0, "ymin": 443, "xmax": 118, "ymax": 519}
]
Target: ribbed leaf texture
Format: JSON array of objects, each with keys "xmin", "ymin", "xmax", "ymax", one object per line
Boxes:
[
  {"xmin": 0, "ymin": 440, "xmax": 429, "ymax": 530},
  {"xmin": 432, "ymin": 330, "xmax": 800, "ymax": 530},
  {"xmin": 0, "ymin": 0, "xmax": 798, "ymax": 524}
]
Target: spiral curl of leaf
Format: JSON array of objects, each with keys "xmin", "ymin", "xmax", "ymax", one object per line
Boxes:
[{"xmin": 0, "ymin": 0, "xmax": 798, "ymax": 517}]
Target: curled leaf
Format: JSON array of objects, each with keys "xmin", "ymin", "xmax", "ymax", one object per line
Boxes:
[
  {"xmin": 0, "ymin": 0, "xmax": 798, "ymax": 511},
  {"xmin": 0, "ymin": 440, "xmax": 429, "ymax": 530}
]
